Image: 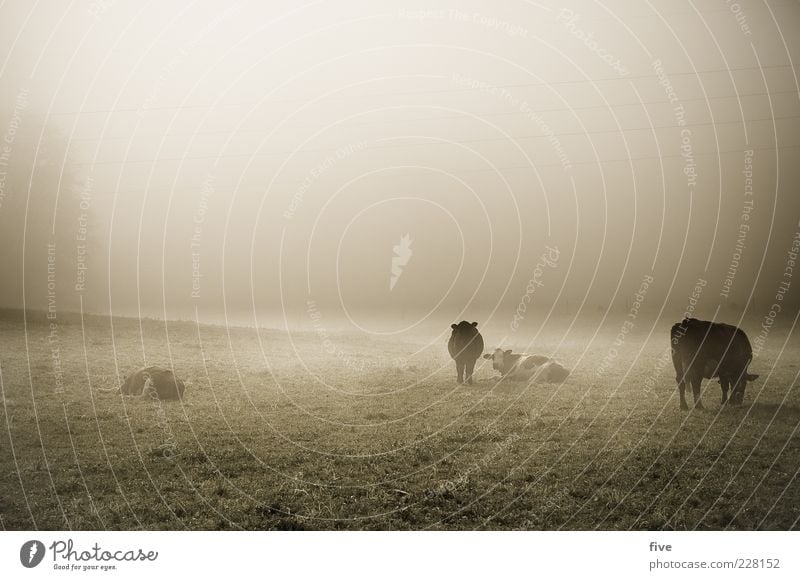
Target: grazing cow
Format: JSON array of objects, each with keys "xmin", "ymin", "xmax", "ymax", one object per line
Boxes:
[
  {"xmin": 121, "ymin": 366, "xmax": 186, "ymax": 400},
  {"xmin": 448, "ymin": 321, "xmax": 484, "ymax": 384},
  {"xmin": 483, "ymin": 348, "xmax": 570, "ymax": 383},
  {"xmin": 670, "ymin": 318, "xmax": 759, "ymax": 409}
]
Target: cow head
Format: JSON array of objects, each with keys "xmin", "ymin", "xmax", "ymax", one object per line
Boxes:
[
  {"xmin": 731, "ymin": 372, "xmax": 759, "ymax": 405},
  {"xmin": 483, "ymin": 348, "xmax": 513, "ymax": 373},
  {"xmin": 451, "ymin": 321, "xmax": 478, "ymax": 334}
]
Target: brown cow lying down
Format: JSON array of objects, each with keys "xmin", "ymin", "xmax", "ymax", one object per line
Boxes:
[
  {"xmin": 483, "ymin": 349, "xmax": 570, "ymax": 383},
  {"xmin": 121, "ymin": 366, "xmax": 186, "ymax": 400}
]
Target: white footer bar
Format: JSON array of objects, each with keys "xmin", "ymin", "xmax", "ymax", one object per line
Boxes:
[{"xmin": 1, "ymin": 531, "xmax": 796, "ymax": 579}]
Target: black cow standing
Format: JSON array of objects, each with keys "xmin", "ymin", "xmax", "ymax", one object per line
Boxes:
[
  {"xmin": 448, "ymin": 321, "xmax": 484, "ymax": 384},
  {"xmin": 670, "ymin": 318, "xmax": 759, "ymax": 409}
]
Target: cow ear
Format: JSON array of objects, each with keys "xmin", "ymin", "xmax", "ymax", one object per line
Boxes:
[
  {"xmin": 471, "ymin": 321, "xmax": 478, "ymax": 326},
  {"xmin": 505, "ymin": 349, "xmax": 512, "ymax": 355},
  {"xmin": 747, "ymin": 374, "xmax": 759, "ymax": 381},
  {"xmin": 451, "ymin": 324, "xmax": 457, "ymax": 329},
  {"xmin": 483, "ymin": 354, "xmax": 492, "ymax": 359}
]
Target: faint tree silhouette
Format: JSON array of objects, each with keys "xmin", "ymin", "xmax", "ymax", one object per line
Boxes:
[{"xmin": 0, "ymin": 105, "xmax": 91, "ymax": 313}]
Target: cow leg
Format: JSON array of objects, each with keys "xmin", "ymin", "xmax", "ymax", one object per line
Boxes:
[
  {"xmin": 465, "ymin": 358, "xmax": 476, "ymax": 384},
  {"xmin": 678, "ymin": 381, "xmax": 688, "ymax": 410},
  {"xmin": 720, "ymin": 378, "xmax": 730, "ymax": 406},
  {"xmin": 690, "ymin": 376, "xmax": 705, "ymax": 410},
  {"xmin": 731, "ymin": 379, "xmax": 744, "ymax": 405},
  {"xmin": 455, "ymin": 359, "xmax": 465, "ymax": 384},
  {"xmin": 675, "ymin": 358, "xmax": 690, "ymax": 410}
]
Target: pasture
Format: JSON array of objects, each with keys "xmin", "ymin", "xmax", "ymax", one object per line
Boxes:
[{"xmin": 1, "ymin": 310, "xmax": 798, "ymax": 530}]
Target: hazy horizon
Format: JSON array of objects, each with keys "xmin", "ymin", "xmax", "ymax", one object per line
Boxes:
[{"xmin": 2, "ymin": 0, "xmax": 799, "ymax": 335}]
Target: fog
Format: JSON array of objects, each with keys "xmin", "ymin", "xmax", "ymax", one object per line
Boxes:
[{"xmin": 1, "ymin": 0, "xmax": 799, "ymax": 333}]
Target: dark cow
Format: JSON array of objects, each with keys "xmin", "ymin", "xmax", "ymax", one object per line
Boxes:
[
  {"xmin": 670, "ymin": 318, "xmax": 758, "ymax": 409},
  {"xmin": 448, "ymin": 321, "xmax": 484, "ymax": 384},
  {"xmin": 122, "ymin": 366, "xmax": 186, "ymax": 400},
  {"xmin": 483, "ymin": 348, "xmax": 569, "ymax": 382}
]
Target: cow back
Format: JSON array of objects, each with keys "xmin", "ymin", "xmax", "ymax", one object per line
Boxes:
[{"xmin": 448, "ymin": 321, "xmax": 484, "ymax": 361}]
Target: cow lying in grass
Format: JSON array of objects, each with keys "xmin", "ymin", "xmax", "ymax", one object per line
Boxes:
[
  {"xmin": 483, "ymin": 348, "xmax": 570, "ymax": 383},
  {"xmin": 121, "ymin": 366, "xmax": 186, "ymax": 400}
]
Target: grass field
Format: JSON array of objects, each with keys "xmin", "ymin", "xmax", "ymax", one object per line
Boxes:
[{"xmin": 1, "ymin": 310, "xmax": 798, "ymax": 530}]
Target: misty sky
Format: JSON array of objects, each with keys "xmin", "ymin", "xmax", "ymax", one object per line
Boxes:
[{"xmin": 1, "ymin": 0, "xmax": 799, "ymax": 332}]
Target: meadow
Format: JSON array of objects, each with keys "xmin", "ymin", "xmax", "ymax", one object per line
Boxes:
[{"xmin": 1, "ymin": 310, "xmax": 798, "ymax": 530}]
